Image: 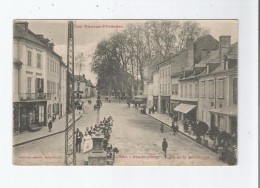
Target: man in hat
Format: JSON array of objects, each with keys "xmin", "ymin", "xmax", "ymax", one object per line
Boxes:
[{"xmin": 162, "ymin": 138, "xmax": 168, "ymax": 158}]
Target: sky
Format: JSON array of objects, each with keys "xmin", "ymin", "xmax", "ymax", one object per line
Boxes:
[{"xmin": 24, "ymin": 20, "xmax": 238, "ymax": 85}]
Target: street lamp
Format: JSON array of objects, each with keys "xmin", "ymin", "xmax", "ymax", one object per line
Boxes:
[
  {"xmin": 77, "ymin": 78, "xmax": 80, "ymax": 100},
  {"xmin": 96, "ymin": 90, "xmax": 102, "ymax": 125}
]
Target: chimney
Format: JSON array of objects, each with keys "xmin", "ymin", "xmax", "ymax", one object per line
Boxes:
[
  {"xmin": 15, "ymin": 22, "xmax": 28, "ymax": 32},
  {"xmin": 186, "ymin": 38, "xmax": 194, "ymax": 67},
  {"xmin": 36, "ymin": 34, "xmax": 44, "ymax": 40},
  {"xmin": 48, "ymin": 42, "xmax": 55, "ymax": 51},
  {"xmin": 83, "ymin": 74, "xmax": 85, "ymax": 79},
  {"xmin": 201, "ymin": 49, "xmax": 208, "ymax": 60},
  {"xmin": 219, "ymin": 36, "xmax": 231, "ymax": 68}
]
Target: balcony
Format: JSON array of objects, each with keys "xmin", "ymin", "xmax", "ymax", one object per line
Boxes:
[{"xmin": 19, "ymin": 93, "xmax": 52, "ymax": 101}]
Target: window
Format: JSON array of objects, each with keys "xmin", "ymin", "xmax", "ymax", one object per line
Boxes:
[
  {"xmin": 168, "ymin": 83, "xmax": 170, "ymax": 93},
  {"xmin": 35, "ymin": 78, "xmax": 44, "ymax": 93},
  {"xmin": 27, "ymin": 77, "xmax": 32, "ymax": 93},
  {"xmin": 233, "ymin": 78, "xmax": 237, "ymax": 104},
  {"xmin": 180, "ymin": 85, "xmax": 183, "ymax": 97},
  {"xmin": 200, "ymin": 81, "xmax": 205, "ymax": 97},
  {"xmin": 188, "ymin": 84, "xmax": 192, "ymax": 98},
  {"xmin": 160, "ymin": 84, "xmax": 161, "ymax": 93},
  {"xmin": 219, "ymin": 116, "xmax": 226, "ymax": 131},
  {"xmin": 184, "ymin": 85, "xmax": 187, "ymax": 98},
  {"xmin": 208, "ymin": 80, "xmax": 214, "ymax": 99},
  {"xmin": 52, "ymin": 60, "xmax": 55, "ymax": 73},
  {"xmin": 37, "ymin": 54, "xmax": 41, "ymax": 68},
  {"xmin": 195, "ymin": 83, "xmax": 199, "ymax": 98},
  {"xmin": 47, "ymin": 58, "xmax": 50, "ymax": 72},
  {"xmin": 168, "ymin": 67, "xmax": 170, "ymax": 76},
  {"xmin": 163, "ymin": 69, "xmax": 164, "ymax": 77},
  {"xmin": 172, "ymin": 84, "xmax": 178, "ymax": 95},
  {"xmin": 27, "ymin": 51, "xmax": 32, "ymax": 66},
  {"xmin": 47, "ymin": 81, "xmax": 51, "ymax": 93},
  {"xmin": 218, "ymin": 79, "xmax": 225, "ymax": 99}
]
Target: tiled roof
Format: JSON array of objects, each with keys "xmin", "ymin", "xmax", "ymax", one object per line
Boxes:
[
  {"xmin": 14, "ymin": 24, "xmax": 47, "ymax": 47},
  {"xmin": 14, "ymin": 23, "xmax": 62, "ymax": 60},
  {"xmin": 227, "ymin": 42, "xmax": 238, "ymax": 60},
  {"xmin": 198, "ymin": 50, "xmax": 220, "ymax": 65}
]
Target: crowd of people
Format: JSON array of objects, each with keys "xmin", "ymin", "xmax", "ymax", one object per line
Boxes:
[{"xmin": 74, "ymin": 116, "xmax": 114, "ymax": 154}]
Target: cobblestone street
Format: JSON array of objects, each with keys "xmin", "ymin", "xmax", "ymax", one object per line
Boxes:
[{"xmin": 13, "ymin": 100, "xmax": 225, "ymax": 166}]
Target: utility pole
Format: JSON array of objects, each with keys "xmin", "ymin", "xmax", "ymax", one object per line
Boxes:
[{"xmin": 65, "ymin": 21, "xmax": 76, "ymax": 165}]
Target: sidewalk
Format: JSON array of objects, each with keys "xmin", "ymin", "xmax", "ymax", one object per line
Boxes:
[
  {"xmin": 13, "ymin": 112, "xmax": 82, "ymax": 147},
  {"xmin": 147, "ymin": 111, "xmax": 215, "ymax": 152}
]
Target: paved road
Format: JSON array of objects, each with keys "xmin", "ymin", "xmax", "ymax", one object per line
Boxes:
[{"xmin": 13, "ymin": 100, "xmax": 225, "ymax": 166}]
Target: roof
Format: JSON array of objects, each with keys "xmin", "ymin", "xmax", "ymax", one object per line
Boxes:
[
  {"xmin": 14, "ymin": 23, "xmax": 62, "ymax": 60},
  {"xmin": 198, "ymin": 50, "xmax": 220, "ymax": 65},
  {"xmin": 226, "ymin": 42, "xmax": 238, "ymax": 60}
]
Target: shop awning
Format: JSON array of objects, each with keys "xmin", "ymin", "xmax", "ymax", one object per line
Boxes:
[
  {"xmin": 174, "ymin": 103, "xmax": 196, "ymax": 114},
  {"xmin": 209, "ymin": 106, "xmax": 237, "ymax": 116},
  {"xmin": 134, "ymin": 95, "xmax": 147, "ymax": 99}
]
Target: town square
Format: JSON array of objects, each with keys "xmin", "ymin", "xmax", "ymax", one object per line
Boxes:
[{"xmin": 13, "ymin": 20, "xmax": 237, "ymax": 166}]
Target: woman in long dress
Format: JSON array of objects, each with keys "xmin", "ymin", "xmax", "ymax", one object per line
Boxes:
[{"xmin": 82, "ymin": 133, "xmax": 93, "ymax": 153}]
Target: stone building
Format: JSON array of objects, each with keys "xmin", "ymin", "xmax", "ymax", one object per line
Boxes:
[
  {"xmin": 197, "ymin": 36, "xmax": 238, "ymax": 135},
  {"xmin": 13, "ymin": 22, "xmax": 66, "ymax": 133}
]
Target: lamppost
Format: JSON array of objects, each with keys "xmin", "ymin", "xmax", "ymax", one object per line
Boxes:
[
  {"xmin": 96, "ymin": 90, "xmax": 101, "ymax": 125},
  {"xmin": 77, "ymin": 78, "xmax": 80, "ymax": 108}
]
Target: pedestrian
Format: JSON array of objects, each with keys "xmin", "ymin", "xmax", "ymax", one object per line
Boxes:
[
  {"xmin": 75, "ymin": 128, "xmax": 83, "ymax": 153},
  {"xmin": 171, "ymin": 123, "xmax": 176, "ymax": 135},
  {"xmin": 85, "ymin": 127, "xmax": 89, "ymax": 135},
  {"xmin": 188, "ymin": 121, "xmax": 192, "ymax": 135},
  {"xmin": 162, "ymin": 138, "xmax": 168, "ymax": 158},
  {"xmin": 176, "ymin": 123, "xmax": 179, "ymax": 134},
  {"xmin": 52, "ymin": 113, "xmax": 56, "ymax": 122},
  {"xmin": 47, "ymin": 118, "xmax": 53, "ymax": 132},
  {"xmin": 160, "ymin": 122, "xmax": 164, "ymax": 133},
  {"xmin": 82, "ymin": 132, "xmax": 93, "ymax": 153},
  {"xmin": 88, "ymin": 126, "xmax": 93, "ymax": 136}
]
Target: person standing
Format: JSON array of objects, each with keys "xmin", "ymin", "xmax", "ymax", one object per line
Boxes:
[
  {"xmin": 75, "ymin": 128, "xmax": 83, "ymax": 153},
  {"xmin": 47, "ymin": 118, "xmax": 53, "ymax": 132},
  {"xmin": 162, "ymin": 138, "xmax": 168, "ymax": 158},
  {"xmin": 160, "ymin": 122, "xmax": 164, "ymax": 133},
  {"xmin": 82, "ymin": 133, "xmax": 93, "ymax": 153}
]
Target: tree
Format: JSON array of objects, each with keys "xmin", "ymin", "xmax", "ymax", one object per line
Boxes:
[
  {"xmin": 177, "ymin": 21, "xmax": 209, "ymax": 51},
  {"xmin": 91, "ymin": 20, "xmax": 209, "ymax": 97}
]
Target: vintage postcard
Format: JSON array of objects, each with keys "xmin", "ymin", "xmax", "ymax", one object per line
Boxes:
[{"xmin": 12, "ymin": 19, "xmax": 238, "ymax": 166}]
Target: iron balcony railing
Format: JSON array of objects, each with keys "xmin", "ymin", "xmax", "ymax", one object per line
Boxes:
[{"xmin": 19, "ymin": 93, "xmax": 52, "ymax": 101}]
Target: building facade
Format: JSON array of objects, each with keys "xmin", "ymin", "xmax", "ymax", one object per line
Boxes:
[
  {"xmin": 13, "ymin": 22, "xmax": 66, "ymax": 133},
  {"xmin": 197, "ymin": 36, "xmax": 237, "ymax": 135},
  {"xmin": 171, "ymin": 35, "xmax": 219, "ymax": 120},
  {"xmin": 74, "ymin": 74, "xmax": 95, "ymax": 99}
]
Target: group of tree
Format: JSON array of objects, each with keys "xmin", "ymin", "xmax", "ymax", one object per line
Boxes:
[{"xmin": 91, "ymin": 21, "xmax": 208, "ymax": 97}]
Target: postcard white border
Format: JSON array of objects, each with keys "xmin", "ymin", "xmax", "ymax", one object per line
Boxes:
[{"xmin": 0, "ymin": 0, "xmax": 258, "ymax": 188}]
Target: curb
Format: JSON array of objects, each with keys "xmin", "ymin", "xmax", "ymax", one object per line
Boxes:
[
  {"xmin": 146, "ymin": 114, "xmax": 216, "ymax": 153},
  {"xmin": 13, "ymin": 115, "xmax": 83, "ymax": 147}
]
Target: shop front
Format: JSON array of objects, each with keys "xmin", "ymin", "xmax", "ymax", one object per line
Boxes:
[
  {"xmin": 209, "ymin": 106, "xmax": 237, "ymax": 136},
  {"xmin": 153, "ymin": 96, "xmax": 158, "ymax": 112},
  {"xmin": 13, "ymin": 101, "xmax": 47, "ymax": 133},
  {"xmin": 170, "ymin": 100, "xmax": 180, "ymax": 119},
  {"xmin": 160, "ymin": 96, "xmax": 170, "ymax": 115},
  {"xmin": 173, "ymin": 103, "xmax": 197, "ymax": 122}
]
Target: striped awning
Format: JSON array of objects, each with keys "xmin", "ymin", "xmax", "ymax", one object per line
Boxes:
[{"xmin": 174, "ymin": 103, "xmax": 196, "ymax": 114}]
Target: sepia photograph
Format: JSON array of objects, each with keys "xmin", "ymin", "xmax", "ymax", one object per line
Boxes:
[{"xmin": 12, "ymin": 19, "xmax": 238, "ymax": 166}]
